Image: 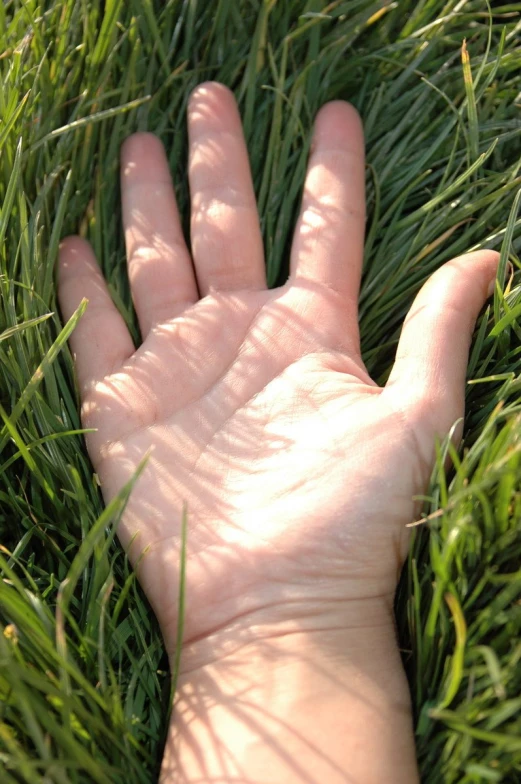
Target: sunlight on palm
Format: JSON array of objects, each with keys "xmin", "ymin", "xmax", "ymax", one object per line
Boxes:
[{"xmin": 58, "ymin": 82, "xmax": 498, "ymax": 660}]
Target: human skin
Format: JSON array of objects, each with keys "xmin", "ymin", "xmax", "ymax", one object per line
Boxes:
[{"xmin": 57, "ymin": 82, "xmax": 499, "ymax": 783}]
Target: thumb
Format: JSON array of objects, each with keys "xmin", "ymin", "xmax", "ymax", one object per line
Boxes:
[{"xmin": 384, "ymin": 250, "xmax": 500, "ymax": 438}]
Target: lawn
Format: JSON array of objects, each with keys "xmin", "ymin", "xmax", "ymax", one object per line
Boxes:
[{"xmin": 1, "ymin": 1, "xmax": 521, "ymax": 781}]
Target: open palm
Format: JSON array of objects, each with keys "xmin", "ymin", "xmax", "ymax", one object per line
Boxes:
[{"xmin": 58, "ymin": 83, "xmax": 498, "ymax": 664}]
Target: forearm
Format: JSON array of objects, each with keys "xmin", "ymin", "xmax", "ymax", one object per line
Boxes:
[{"xmin": 161, "ymin": 615, "xmax": 419, "ymax": 784}]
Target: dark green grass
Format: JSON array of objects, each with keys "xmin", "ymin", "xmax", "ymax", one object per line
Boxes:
[{"xmin": 1, "ymin": 1, "xmax": 521, "ymax": 781}]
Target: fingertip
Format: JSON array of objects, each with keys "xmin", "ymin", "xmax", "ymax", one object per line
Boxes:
[
  {"xmin": 451, "ymin": 248, "xmax": 500, "ymax": 268},
  {"xmin": 189, "ymin": 81, "xmax": 234, "ymax": 107},
  {"xmin": 313, "ymin": 101, "xmax": 364, "ymax": 150},
  {"xmin": 440, "ymin": 249, "xmax": 501, "ymax": 300},
  {"xmin": 188, "ymin": 82, "xmax": 239, "ymax": 136},
  {"xmin": 120, "ymin": 133, "xmax": 168, "ymax": 182},
  {"xmin": 472, "ymin": 249, "xmax": 502, "ymax": 297},
  {"xmin": 58, "ymin": 236, "xmax": 97, "ymax": 281},
  {"xmin": 59, "ymin": 235, "xmax": 88, "ymax": 254},
  {"xmin": 121, "ymin": 131, "xmax": 163, "ymax": 156}
]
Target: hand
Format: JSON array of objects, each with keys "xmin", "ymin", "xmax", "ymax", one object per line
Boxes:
[
  {"xmin": 58, "ymin": 82, "xmax": 498, "ymax": 783},
  {"xmin": 58, "ymin": 82, "xmax": 498, "ymax": 662}
]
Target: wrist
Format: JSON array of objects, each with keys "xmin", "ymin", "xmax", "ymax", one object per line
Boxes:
[
  {"xmin": 175, "ymin": 593, "xmax": 396, "ymax": 677},
  {"xmin": 163, "ymin": 603, "xmax": 419, "ymax": 783}
]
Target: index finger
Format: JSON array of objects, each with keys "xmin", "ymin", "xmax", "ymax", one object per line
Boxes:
[{"xmin": 290, "ymin": 102, "xmax": 365, "ymax": 345}]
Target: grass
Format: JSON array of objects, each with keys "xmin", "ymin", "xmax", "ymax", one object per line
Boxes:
[{"xmin": 0, "ymin": 0, "xmax": 521, "ymax": 781}]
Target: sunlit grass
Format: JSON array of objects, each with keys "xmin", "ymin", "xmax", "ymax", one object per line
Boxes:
[{"xmin": 1, "ymin": 2, "xmax": 521, "ymax": 781}]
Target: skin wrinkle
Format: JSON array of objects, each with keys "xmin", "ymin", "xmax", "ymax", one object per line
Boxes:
[
  {"xmin": 96, "ymin": 291, "xmax": 359, "ymax": 466},
  {"xmin": 175, "ymin": 609, "xmax": 396, "ymax": 674}
]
